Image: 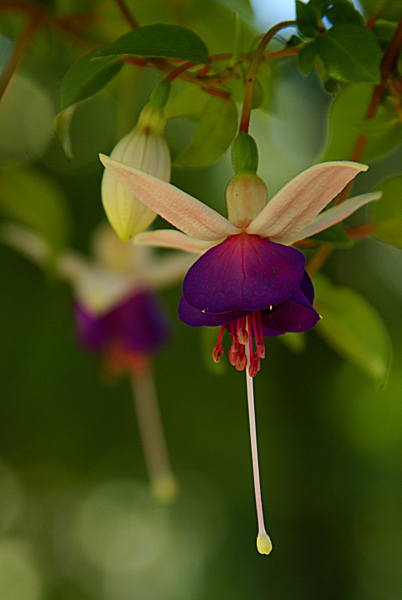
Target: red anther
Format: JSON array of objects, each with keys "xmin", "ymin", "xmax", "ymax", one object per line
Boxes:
[
  {"xmin": 238, "ymin": 326, "xmax": 248, "ymax": 345},
  {"xmin": 212, "ymin": 344, "xmax": 224, "ymax": 363},
  {"xmin": 228, "ymin": 346, "xmax": 238, "ymax": 365},
  {"xmin": 236, "ymin": 351, "xmax": 247, "ymax": 371},
  {"xmin": 256, "ymin": 341, "xmax": 265, "ymax": 359},
  {"xmin": 248, "ymin": 354, "xmax": 260, "ymax": 377},
  {"xmin": 248, "ymin": 362, "xmax": 258, "ymax": 377},
  {"xmin": 230, "ymin": 333, "xmax": 240, "ymax": 353}
]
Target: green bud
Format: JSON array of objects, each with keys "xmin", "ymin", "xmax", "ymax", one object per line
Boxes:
[{"xmin": 232, "ymin": 133, "xmax": 259, "ymax": 175}]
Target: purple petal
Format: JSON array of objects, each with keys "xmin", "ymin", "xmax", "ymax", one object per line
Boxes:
[
  {"xmin": 299, "ymin": 270, "xmax": 315, "ymax": 304},
  {"xmin": 183, "ymin": 233, "xmax": 305, "ymax": 313},
  {"xmin": 74, "ymin": 303, "xmax": 105, "ymax": 350},
  {"xmin": 179, "ymin": 269, "xmax": 318, "ymax": 336},
  {"xmin": 75, "ymin": 291, "xmax": 171, "ymax": 356},
  {"xmin": 260, "ymin": 278, "xmax": 320, "ymax": 336},
  {"xmin": 178, "ymin": 295, "xmax": 246, "ymax": 327},
  {"xmin": 103, "ymin": 291, "xmax": 171, "ymax": 354}
]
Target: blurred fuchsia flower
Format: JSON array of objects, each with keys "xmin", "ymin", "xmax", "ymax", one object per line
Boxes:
[
  {"xmin": 2, "ymin": 221, "xmax": 193, "ymax": 503},
  {"xmin": 100, "ymin": 145, "xmax": 381, "ymax": 553},
  {"xmin": 61, "ymin": 224, "xmax": 194, "ymax": 501},
  {"xmin": 64, "ymin": 224, "xmax": 179, "ymax": 378}
]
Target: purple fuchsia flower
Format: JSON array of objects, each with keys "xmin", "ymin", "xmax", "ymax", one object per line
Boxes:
[
  {"xmin": 99, "ymin": 152, "xmax": 380, "ymax": 376},
  {"xmin": 2, "ymin": 221, "xmax": 194, "ymax": 503},
  {"xmin": 62, "ymin": 224, "xmax": 195, "ymax": 501},
  {"xmin": 100, "ymin": 142, "xmax": 381, "ymax": 553},
  {"xmin": 67, "ymin": 226, "xmax": 172, "ymax": 378}
]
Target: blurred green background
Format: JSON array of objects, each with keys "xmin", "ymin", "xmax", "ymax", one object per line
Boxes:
[{"xmin": 1, "ymin": 1, "xmax": 402, "ymax": 599}]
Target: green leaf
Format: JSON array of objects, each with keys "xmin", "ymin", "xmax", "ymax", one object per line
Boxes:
[
  {"xmin": 359, "ymin": 0, "xmax": 402, "ymax": 22},
  {"xmin": 309, "ymin": 0, "xmax": 332, "ymax": 14},
  {"xmin": 53, "ymin": 105, "xmax": 76, "ymax": 161},
  {"xmin": 298, "ymin": 40, "xmax": 317, "ymax": 75},
  {"xmin": 321, "ymin": 83, "xmax": 372, "ymax": 160},
  {"xmin": 286, "ymin": 34, "xmax": 305, "ymax": 47},
  {"xmin": 309, "ymin": 224, "xmax": 353, "ymax": 246},
  {"xmin": 60, "ymin": 50, "xmax": 123, "ymax": 110},
  {"xmin": 173, "ymin": 96, "xmax": 237, "ymax": 168},
  {"xmin": 314, "ymin": 273, "xmax": 392, "ymax": 384},
  {"xmin": 372, "ymin": 175, "xmax": 402, "ymax": 248},
  {"xmin": 0, "ymin": 166, "xmax": 70, "ymax": 255},
  {"xmin": 374, "ymin": 19, "xmax": 398, "ymax": 46},
  {"xmin": 296, "ymin": 0, "xmax": 320, "ymax": 38},
  {"xmin": 316, "ymin": 23, "xmax": 382, "ymax": 83},
  {"xmin": 356, "ymin": 110, "xmax": 399, "ymax": 137},
  {"xmin": 94, "ymin": 24, "xmax": 210, "ymax": 64},
  {"xmin": 324, "ymin": 1, "xmax": 363, "ymax": 25},
  {"xmin": 166, "ymin": 84, "xmax": 210, "ymax": 120},
  {"xmin": 320, "ymin": 83, "xmax": 402, "ymax": 162}
]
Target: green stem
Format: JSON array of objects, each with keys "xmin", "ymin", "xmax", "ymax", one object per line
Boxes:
[{"xmin": 239, "ymin": 21, "xmax": 295, "ymax": 134}]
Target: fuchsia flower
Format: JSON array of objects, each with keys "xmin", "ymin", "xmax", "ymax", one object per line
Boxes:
[
  {"xmin": 2, "ymin": 221, "xmax": 194, "ymax": 503},
  {"xmin": 100, "ymin": 155, "xmax": 380, "ymax": 374},
  {"xmin": 99, "ymin": 150, "xmax": 381, "ymax": 554}
]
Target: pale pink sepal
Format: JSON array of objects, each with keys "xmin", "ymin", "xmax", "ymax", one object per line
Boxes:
[
  {"xmin": 99, "ymin": 155, "xmax": 238, "ymax": 241},
  {"xmin": 281, "ymin": 192, "xmax": 382, "ymax": 245},
  {"xmin": 144, "ymin": 252, "xmax": 198, "ymax": 290},
  {"xmin": 134, "ymin": 229, "xmax": 217, "ymax": 254},
  {"xmin": 246, "ymin": 161, "xmax": 368, "ymax": 240}
]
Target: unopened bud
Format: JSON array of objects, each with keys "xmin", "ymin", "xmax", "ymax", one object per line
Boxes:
[
  {"xmin": 102, "ymin": 105, "xmax": 171, "ymax": 242},
  {"xmin": 232, "ymin": 133, "xmax": 259, "ymax": 174},
  {"xmin": 226, "ymin": 173, "xmax": 268, "ymax": 228}
]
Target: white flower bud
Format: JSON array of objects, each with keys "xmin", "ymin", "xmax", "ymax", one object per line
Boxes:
[
  {"xmin": 102, "ymin": 105, "xmax": 171, "ymax": 242},
  {"xmin": 226, "ymin": 173, "xmax": 268, "ymax": 228}
]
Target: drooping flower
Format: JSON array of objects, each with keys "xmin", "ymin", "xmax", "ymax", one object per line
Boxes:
[
  {"xmin": 62, "ymin": 223, "xmax": 185, "ymax": 379},
  {"xmin": 99, "ymin": 151, "xmax": 381, "ymax": 374},
  {"xmin": 101, "ymin": 82, "xmax": 171, "ymax": 242},
  {"xmin": 100, "ymin": 142, "xmax": 381, "ymax": 553},
  {"xmin": 2, "ymin": 221, "xmax": 194, "ymax": 503}
]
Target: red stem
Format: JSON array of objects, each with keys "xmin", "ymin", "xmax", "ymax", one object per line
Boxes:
[
  {"xmin": 114, "ymin": 0, "xmax": 138, "ymax": 29},
  {"xmin": 0, "ymin": 9, "xmax": 40, "ymax": 101},
  {"xmin": 239, "ymin": 20, "xmax": 295, "ymax": 134}
]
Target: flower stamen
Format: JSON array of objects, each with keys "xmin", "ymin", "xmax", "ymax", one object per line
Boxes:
[
  {"xmin": 236, "ymin": 345, "xmax": 247, "ymax": 370},
  {"xmin": 212, "ymin": 324, "xmax": 226, "ymax": 363},
  {"xmin": 212, "ymin": 312, "xmax": 267, "ymax": 374},
  {"xmin": 254, "ymin": 310, "xmax": 266, "ymax": 359}
]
